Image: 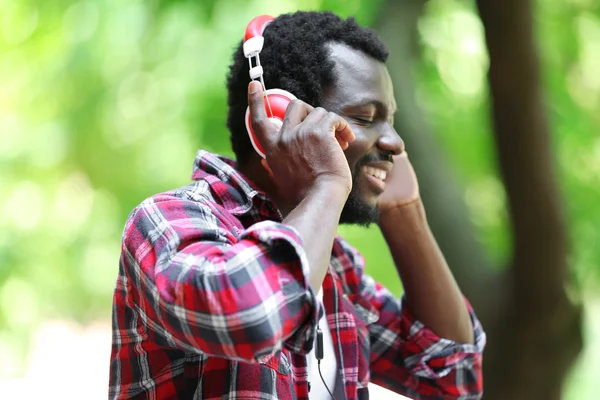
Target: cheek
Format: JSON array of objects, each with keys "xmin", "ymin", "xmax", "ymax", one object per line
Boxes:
[
  {"xmin": 344, "ymin": 131, "xmax": 371, "ymax": 173},
  {"xmin": 344, "ymin": 146, "xmax": 362, "ymax": 176}
]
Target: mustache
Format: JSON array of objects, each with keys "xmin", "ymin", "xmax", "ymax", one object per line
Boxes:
[
  {"xmin": 353, "ymin": 153, "xmax": 393, "ymax": 176},
  {"xmin": 358, "ymin": 153, "xmax": 393, "ymax": 167}
]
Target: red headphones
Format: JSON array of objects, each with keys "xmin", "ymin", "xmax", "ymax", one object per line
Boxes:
[{"xmin": 243, "ymin": 15, "xmax": 296, "ymax": 158}]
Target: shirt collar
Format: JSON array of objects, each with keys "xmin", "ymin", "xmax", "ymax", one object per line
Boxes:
[{"xmin": 191, "ymin": 149, "xmax": 281, "ymax": 219}]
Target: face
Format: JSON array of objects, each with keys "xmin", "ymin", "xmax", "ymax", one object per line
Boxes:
[{"xmin": 321, "ymin": 43, "xmax": 404, "ymax": 227}]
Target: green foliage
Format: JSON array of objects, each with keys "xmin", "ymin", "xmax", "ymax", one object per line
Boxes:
[{"xmin": 0, "ymin": 1, "xmax": 598, "ymax": 397}]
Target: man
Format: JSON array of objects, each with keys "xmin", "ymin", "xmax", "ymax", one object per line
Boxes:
[{"xmin": 109, "ymin": 10, "xmax": 486, "ymax": 400}]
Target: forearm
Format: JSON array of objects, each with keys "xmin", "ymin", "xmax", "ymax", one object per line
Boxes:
[
  {"xmin": 283, "ymin": 179, "xmax": 349, "ymax": 292},
  {"xmin": 379, "ymin": 200, "xmax": 474, "ymax": 344}
]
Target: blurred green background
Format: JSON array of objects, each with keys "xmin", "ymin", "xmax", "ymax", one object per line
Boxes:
[{"xmin": 0, "ymin": 0, "xmax": 598, "ymax": 398}]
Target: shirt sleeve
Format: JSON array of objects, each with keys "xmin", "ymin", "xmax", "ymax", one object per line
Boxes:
[
  {"xmin": 338, "ymin": 238, "xmax": 486, "ymax": 400},
  {"xmin": 114, "ymin": 192, "xmax": 320, "ymax": 363}
]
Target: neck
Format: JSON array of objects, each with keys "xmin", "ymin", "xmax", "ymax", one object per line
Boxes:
[{"xmin": 237, "ymin": 156, "xmax": 292, "ymax": 217}]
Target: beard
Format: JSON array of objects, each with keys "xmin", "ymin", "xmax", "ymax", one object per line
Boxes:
[
  {"xmin": 339, "ymin": 184, "xmax": 379, "ymax": 227},
  {"xmin": 338, "ymin": 153, "xmax": 391, "ymax": 227}
]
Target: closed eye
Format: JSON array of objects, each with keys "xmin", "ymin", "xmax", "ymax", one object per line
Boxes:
[{"xmin": 353, "ymin": 117, "xmax": 374, "ymax": 127}]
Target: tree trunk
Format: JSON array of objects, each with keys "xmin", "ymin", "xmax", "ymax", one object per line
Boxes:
[
  {"xmin": 375, "ymin": 0, "xmax": 583, "ymax": 398},
  {"xmin": 476, "ymin": 1, "xmax": 583, "ymax": 399},
  {"xmin": 374, "ymin": 0, "xmax": 500, "ymax": 317}
]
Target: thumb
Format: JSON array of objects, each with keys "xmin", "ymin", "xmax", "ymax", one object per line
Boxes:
[{"xmin": 247, "ymin": 81, "xmax": 272, "ymax": 147}]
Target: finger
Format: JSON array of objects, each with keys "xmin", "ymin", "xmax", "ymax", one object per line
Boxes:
[
  {"xmin": 298, "ymin": 107, "xmax": 328, "ymax": 129},
  {"xmin": 321, "ymin": 112, "xmax": 356, "ymax": 149},
  {"xmin": 281, "ymin": 99, "xmax": 314, "ymax": 132},
  {"xmin": 248, "ymin": 81, "xmax": 273, "ymax": 146},
  {"xmin": 393, "ymin": 152, "xmax": 409, "ymax": 162},
  {"xmin": 333, "ymin": 117, "xmax": 356, "ymax": 145},
  {"xmin": 336, "ymin": 136, "xmax": 349, "ymax": 150}
]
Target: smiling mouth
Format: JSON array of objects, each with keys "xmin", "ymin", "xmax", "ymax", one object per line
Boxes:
[
  {"xmin": 361, "ymin": 166, "xmax": 387, "ymax": 193},
  {"xmin": 362, "ymin": 166, "xmax": 387, "ymax": 181}
]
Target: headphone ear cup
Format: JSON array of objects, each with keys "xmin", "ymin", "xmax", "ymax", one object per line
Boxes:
[{"xmin": 245, "ymin": 89, "xmax": 296, "ymax": 158}]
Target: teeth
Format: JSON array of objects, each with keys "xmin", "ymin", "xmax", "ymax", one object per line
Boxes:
[{"xmin": 362, "ymin": 166, "xmax": 387, "ymax": 181}]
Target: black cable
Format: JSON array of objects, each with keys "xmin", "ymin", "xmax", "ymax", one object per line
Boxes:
[
  {"xmin": 316, "ymin": 327, "xmax": 337, "ymax": 400},
  {"xmin": 317, "ymin": 359, "xmax": 337, "ymax": 400}
]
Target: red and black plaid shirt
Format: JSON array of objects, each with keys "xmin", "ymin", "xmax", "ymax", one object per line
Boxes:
[{"xmin": 109, "ymin": 150, "xmax": 486, "ymax": 400}]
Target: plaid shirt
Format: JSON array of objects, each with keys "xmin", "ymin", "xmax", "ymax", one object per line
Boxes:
[{"xmin": 109, "ymin": 150, "xmax": 486, "ymax": 400}]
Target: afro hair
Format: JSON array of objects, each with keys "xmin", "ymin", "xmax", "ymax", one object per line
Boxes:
[{"xmin": 225, "ymin": 10, "xmax": 389, "ymax": 166}]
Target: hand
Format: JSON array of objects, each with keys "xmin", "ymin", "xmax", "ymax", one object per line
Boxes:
[
  {"xmin": 248, "ymin": 81, "xmax": 355, "ymax": 209},
  {"xmin": 377, "ymin": 152, "xmax": 420, "ymax": 212}
]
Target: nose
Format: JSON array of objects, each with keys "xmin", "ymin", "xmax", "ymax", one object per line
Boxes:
[{"xmin": 377, "ymin": 123, "xmax": 404, "ymax": 156}]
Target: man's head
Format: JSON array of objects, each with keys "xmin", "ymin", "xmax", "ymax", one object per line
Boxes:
[{"xmin": 226, "ymin": 11, "xmax": 404, "ymax": 226}]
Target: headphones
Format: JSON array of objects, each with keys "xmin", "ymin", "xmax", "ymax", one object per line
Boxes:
[{"xmin": 243, "ymin": 15, "xmax": 297, "ymax": 158}]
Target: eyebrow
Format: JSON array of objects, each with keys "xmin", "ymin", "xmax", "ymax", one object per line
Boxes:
[{"xmin": 343, "ymin": 97, "xmax": 397, "ymax": 115}]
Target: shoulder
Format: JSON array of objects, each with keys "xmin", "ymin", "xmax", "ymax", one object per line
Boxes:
[
  {"xmin": 126, "ymin": 181, "xmax": 218, "ymax": 222},
  {"xmin": 122, "ymin": 180, "xmax": 239, "ymax": 241}
]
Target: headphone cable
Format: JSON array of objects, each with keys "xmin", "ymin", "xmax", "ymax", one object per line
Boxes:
[{"xmin": 316, "ymin": 327, "xmax": 337, "ymax": 400}]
